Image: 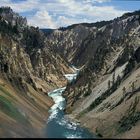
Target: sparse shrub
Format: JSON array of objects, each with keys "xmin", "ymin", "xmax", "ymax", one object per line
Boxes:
[
  {"xmin": 131, "ymin": 82, "xmax": 135, "ymax": 92},
  {"xmin": 122, "ymin": 87, "xmax": 126, "ymax": 95},
  {"xmin": 108, "ymin": 80, "xmax": 111, "ymax": 89}
]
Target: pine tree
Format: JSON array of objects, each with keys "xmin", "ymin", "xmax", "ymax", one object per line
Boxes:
[
  {"xmin": 131, "ymin": 82, "xmax": 135, "ymax": 92},
  {"xmin": 112, "ymin": 71, "xmax": 115, "ymax": 85},
  {"xmin": 122, "ymin": 87, "xmax": 126, "ymax": 95},
  {"xmin": 116, "ymin": 75, "xmax": 121, "ymax": 87},
  {"xmin": 108, "ymin": 80, "xmax": 111, "ymax": 89}
]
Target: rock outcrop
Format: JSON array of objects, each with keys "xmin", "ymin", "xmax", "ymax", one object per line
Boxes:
[
  {"xmin": 0, "ymin": 7, "xmax": 72, "ymax": 137},
  {"xmin": 42, "ymin": 10, "xmax": 140, "ymax": 138},
  {"xmin": 0, "ymin": 6, "xmax": 140, "ymax": 138}
]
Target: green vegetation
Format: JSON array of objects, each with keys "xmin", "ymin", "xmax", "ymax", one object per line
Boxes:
[
  {"xmin": 83, "ymin": 83, "xmax": 92, "ymax": 97},
  {"xmin": 0, "ymin": 84, "xmax": 15, "ymax": 99},
  {"xmin": 121, "ymin": 10, "xmax": 140, "ymax": 21},
  {"xmin": 0, "ymin": 7, "xmax": 12, "ymax": 13},
  {"xmin": 95, "ymin": 128, "xmax": 103, "ymax": 138},
  {"xmin": 77, "ymin": 73, "xmax": 123, "ymax": 118},
  {"xmin": 118, "ymin": 111, "xmax": 140, "ymax": 133},
  {"xmin": 118, "ymin": 97, "xmax": 140, "ymax": 133},
  {"xmin": 108, "ymin": 80, "xmax": 111, "ymax": 90},
  {"xmin": 110, "ymin": 86, "xmax": 140, "ymax": 110},
  {"xmin": 116, "ymin": 46, "xmax": 134, "ymax": 67},
  {"xmin": 84, "ymin": 91, "xmax": 91, "ymax": 97},
  {"xmin": 58, "ymin": 20, "xmax": 113, "ymax": 31},
  {"xmin": 131, "ymin": 82, "xmax": 135, "ymax": 92},
  {"xmin": 124, "ymin": 57, "xmax": 136, "ymax": 76},
  {"xmin": 76, "ymin": 109, "xmax": 88, "ymax": 119},
  {"xmin": 0, "ymin": 20, "xmax": 18, "ymax": 35},
  {"xmin": 87, "ymin": 79, "xmax": 119, "ymax": 112},
  {"xmin": 0, "ymin": 95, "xmax": 28, "ymax": 124},
  {"xmin": 112, "ymin": 72, "xmax": 115, "ymax": 85},
  {"xmin": 122, "ymin": 87, "xmax": 126, "ymax": 95}
]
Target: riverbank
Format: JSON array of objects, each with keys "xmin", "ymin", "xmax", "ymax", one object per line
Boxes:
[{"xmin": 45, "ymin": 66, "xmax": 95, "ymax": 138}]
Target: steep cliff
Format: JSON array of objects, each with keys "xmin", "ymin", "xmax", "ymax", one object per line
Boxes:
[
  {"xmin": 0, "ymin": 6, "xmax": 140, "ymax": 138},
  {"xmin": 0, "ymin": 7, "xmax": 72, "ymax": 137},
  {"xmin": 43, "ymin": 10, "xmax": 140, "ymax": 138}
]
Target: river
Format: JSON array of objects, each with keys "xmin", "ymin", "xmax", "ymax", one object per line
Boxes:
[{"xmin": 45, "ymin": 66, "xmax": 95, "ymax": 138}]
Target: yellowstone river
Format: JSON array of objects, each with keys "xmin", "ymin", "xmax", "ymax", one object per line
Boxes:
[{"xmin": 45, "ymin": 67, "xmax": 95, "ymax": 138}]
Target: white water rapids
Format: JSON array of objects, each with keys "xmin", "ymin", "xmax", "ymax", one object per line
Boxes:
[{"xmin": 45, "ymin": 66, "xmax": 95, "ymax": 138}]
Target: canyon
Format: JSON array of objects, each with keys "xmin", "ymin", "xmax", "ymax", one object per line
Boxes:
[{"xmin": 0, "ymin": 7, "xmax": 140, "ymax": 138}]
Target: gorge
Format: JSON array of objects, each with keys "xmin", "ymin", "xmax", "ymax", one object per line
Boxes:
[
  {"xmin": 45, "ymin": 66, "xmax": 95, "ymax": 138},
  {"xmin": 0, "ymin": 7, "xmax": 140, "ymax": 138}
]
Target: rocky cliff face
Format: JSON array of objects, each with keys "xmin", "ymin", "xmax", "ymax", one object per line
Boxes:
[
  {"xmin": 0, "ymin": 6, "xmax": 140, "ymax": 138},
  {"xmin": 0, "ymin": 7, "xmax": 72, "ymax": 137},
  {"xmin": 43, "ymin": 10, "xmax": 140, "ymax": 138},
  {"xmin": 0, "ymin": 7, "xmax": 72, "ymax": 92},
  {"xmin": 0, "ymin": 7, "xmax": 27, "ymax": 27}
]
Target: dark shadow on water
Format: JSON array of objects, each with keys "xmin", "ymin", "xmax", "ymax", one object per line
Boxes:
[
  {"xmin": 44, "ymin": 71, "xmax": 95, "ymax": 138},
  {"xmin": 44, "ymin": 109, "xmax": 95, "ymax": 138}
]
